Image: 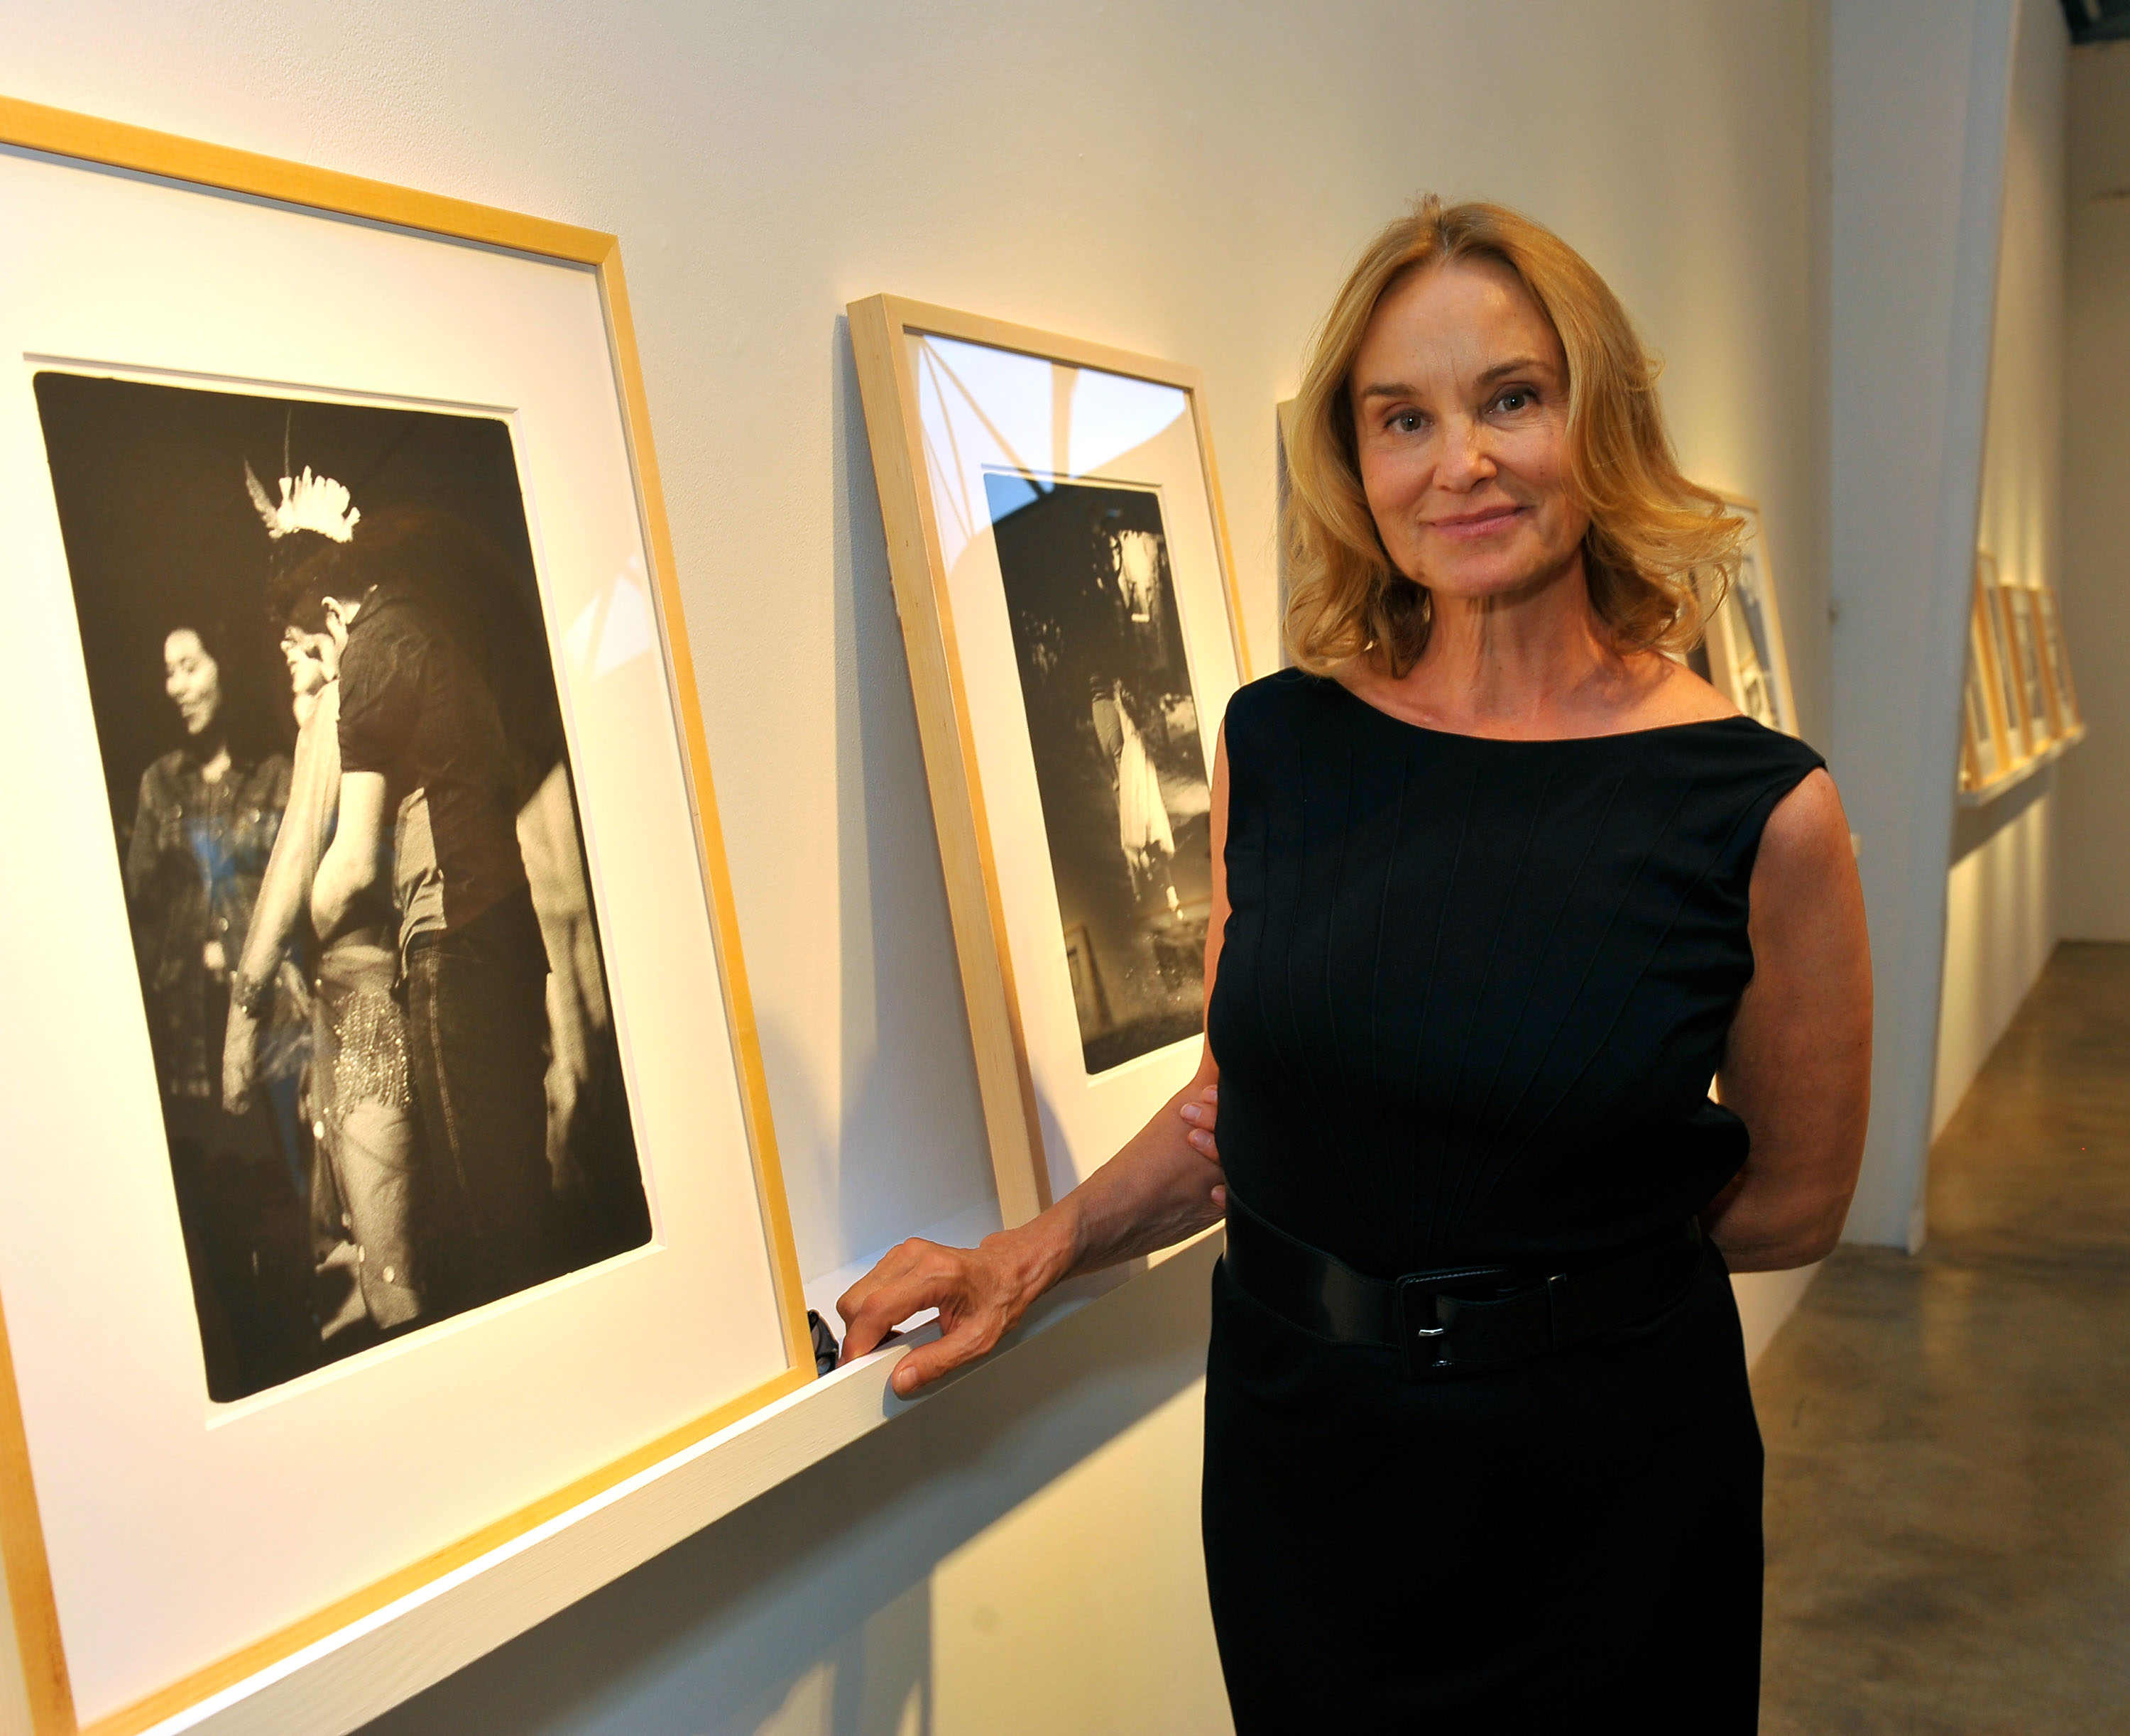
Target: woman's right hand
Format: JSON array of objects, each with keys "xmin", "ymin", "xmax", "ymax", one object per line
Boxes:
[{"xmin": 836, "ymin": 1220, "xmax": 1070, "ymax": 1397}]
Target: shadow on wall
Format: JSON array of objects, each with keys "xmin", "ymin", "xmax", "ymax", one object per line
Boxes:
[
  {"xmin": 812, "ymin": 318, "xmax": 994, "ymax": 1272},
  {"xmin": 356, "ymin": 1240, "xmax": 1218, "ymax": 1736}
]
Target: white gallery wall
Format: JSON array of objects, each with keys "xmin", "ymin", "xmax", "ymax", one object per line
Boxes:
[
  {"xmin": 2062, "ymin": 40, "xmax": 2130, "ymax": 940},
  {"xmin": 1, "ymin": 3, "xmax": 1825, "ymax": 1731},
  {"xmin": 1933, "ymin": 0, "xmax": 2068, "ymax": 1140}
]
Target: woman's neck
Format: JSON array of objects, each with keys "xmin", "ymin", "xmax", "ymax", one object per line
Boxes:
[
  {"xmin": 184, "ymin": 727, "xmax": 234, "ymax": 784},
  {"xmin": 1424, "ymin": 582, "xmax": 1620, "ymax": 716},
  {"xmin": 1350, "ymin": 557, "xmax": 1654, "ymax": 736}
]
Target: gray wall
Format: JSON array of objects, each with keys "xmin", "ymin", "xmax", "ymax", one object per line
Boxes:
[{"xmin": 2062, "ymin": 40, "xmax": 2130, "ymax": 941}]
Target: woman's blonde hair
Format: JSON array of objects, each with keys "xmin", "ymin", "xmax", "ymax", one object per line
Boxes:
[{"xmin": 1283, "ymin": 197, "xmax": 1739, "ymax": 675}]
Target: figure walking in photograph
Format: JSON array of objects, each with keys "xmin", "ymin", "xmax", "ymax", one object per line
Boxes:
[
  {"xmin": 840, "ymin": 198, "xmax": 1872, "ymax": 1732},
  {"xmin": 300, "ymin": 510, "xmax": 562, "ymax": 1316},
  {"xmin": 225, "ymin": 589, "xmax": 427, "ymax": 1347},
  {"xmin": 1092, "ymin": 677, "xmax": 1180, "ymax": 915},
  {"xmin": 126, "ymin": 619, "xmax": 310, "ymax": 1394}
]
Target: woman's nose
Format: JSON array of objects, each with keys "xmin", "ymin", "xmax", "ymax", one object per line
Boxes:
[{"xmin": 1437, "ymin": 419, "xmax": 1495, "ymax": 486}]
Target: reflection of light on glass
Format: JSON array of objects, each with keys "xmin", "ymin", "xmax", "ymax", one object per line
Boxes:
[
  {"xmin": 910, "ymin": 333, "xmax": 1188, "ymax": 574},
  {"xmin": 1067, "ymin": 366, "xmax": 1186, "ymax": 479},
  {"xmin": 561, "ymin": 555, "xmax": 656, "ymax": 680}
]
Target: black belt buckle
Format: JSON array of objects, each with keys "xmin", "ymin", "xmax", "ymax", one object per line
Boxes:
[{"xmin": 1396, "ymin": 1278, "xmax": 1453, "ymax": 1380}]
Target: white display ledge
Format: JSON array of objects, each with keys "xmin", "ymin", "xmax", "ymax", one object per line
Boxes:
[{"xmin": 136, "ymin": 1230, "xmax": 1220, "ymax": 1736}]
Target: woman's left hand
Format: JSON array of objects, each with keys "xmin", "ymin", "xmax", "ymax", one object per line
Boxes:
[{"xmin": 1179, "ymin": 1083, "xmax": 1220, "ymax": 1178}]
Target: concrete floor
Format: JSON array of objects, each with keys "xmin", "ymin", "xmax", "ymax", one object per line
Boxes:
[{"xmin": 1756, "ymin": 941, "xmax": 2130, "ymax": 1735}]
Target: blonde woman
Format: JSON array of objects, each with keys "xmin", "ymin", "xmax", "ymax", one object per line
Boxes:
[{"xmin": 839, "ymin": 200, "xmax": 1870, "ymax": 1728}]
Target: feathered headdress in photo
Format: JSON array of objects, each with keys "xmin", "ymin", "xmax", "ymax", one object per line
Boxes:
[{"xmin": 244, "ymin": 460, "xmax": 361, "ymax": 543}]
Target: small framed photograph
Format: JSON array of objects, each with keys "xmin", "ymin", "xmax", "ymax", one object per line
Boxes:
[
  {"xmin": 1976, "ymin": 552, "xmax": 2034, "ymax": 761},
  {"xmin": 1702, "ymin": 495, "xmax": 1796, "ymax": 736},
  {"xmin": 0, "ymin": 98, "xmax": 809, "ymax": 1733},
  {"xmin": 1960, "ymin": 603, "xmax": 2003, "ymax": 792},
  {"xmin": 848, "ymin": 298, "xmax": 1250, "ymax": 1222},
  {"xmin": 2001, "ymin": 582, "xmax": 2052, "ymax": 754},
  {"xmin": 2035, "ymin": 584, "xmax": 2082, "ymax": 740}
]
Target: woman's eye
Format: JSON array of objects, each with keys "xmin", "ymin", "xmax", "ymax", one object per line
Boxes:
[
  {"xmin": 1390, "ymin": 411, "xmax": 1424, "ymax": 433},
  {"xmin": 1495, "ymin": 390, "xmax": 1531, "ymax": 413}
]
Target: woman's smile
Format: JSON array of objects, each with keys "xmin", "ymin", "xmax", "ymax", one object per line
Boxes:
[{"xmin": 1425, "ymin": 501, "xmax": 1526, "ymax": 540}]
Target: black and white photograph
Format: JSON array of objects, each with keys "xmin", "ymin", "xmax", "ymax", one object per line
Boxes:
[
  {"xmin": 986, "ymin": 473, "xmax": 1213, "ymax": 1074},
  {"xmin": 37, "ymin": 371, "xmax": 651, "ymax": 1402}
]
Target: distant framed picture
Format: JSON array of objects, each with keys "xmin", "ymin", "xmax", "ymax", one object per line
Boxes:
[
  {"xmin": 2036, "ymin": 585, "xmax": 2082, "ymax": 736},
  {"xmin": 0, "ymin": 98, "xmax": 809, "ymax": 1735},
  {"xmin": 1274, "ymin": 395, "xmax": 1300, "ymax": 668},
  {"xmin": 848, "ymin": 297, "xmax": 1250, "ymax": 1223},
  {"xmin": 1702, "ymin": 495, "xmax": 1796, "ymax": 736},
  {"xmin": 2001, "ymin": 582, "xmax": 2051, "ymax": 754},
  {"xmin": 1960, "ymin": 598, "xmax": 2005, "ymax": 792},
  {"xmin": 1976, "ymin": 551, "xmax": 2033, "ymax": 760},
  {"xmin": 1958, "ymin": 553, "xmax": 2085, "ymax": 803}
]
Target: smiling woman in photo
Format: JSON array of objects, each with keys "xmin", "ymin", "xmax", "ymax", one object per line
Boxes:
[
  {"xmin": 838, "ymin": 197, "xmax": 1872, "ymax": 1730},
  {"xmin": 125, "ymin": 616, "xmax": 305, "ymax": 1394}
]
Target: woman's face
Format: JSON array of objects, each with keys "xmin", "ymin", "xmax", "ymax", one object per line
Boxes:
[
  {"xmin": 280, "ymin": 625, "xmax": 337, "ymax": 699},
  {"xmin": 163, "ymin": 629, "xmax": 223, "ymax": 736},
  {"xmin": 1349, "ymin": 259, "xmax": 1589, "ymax": 609}
]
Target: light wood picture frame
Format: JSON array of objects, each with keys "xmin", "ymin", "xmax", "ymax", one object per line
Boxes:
[
  {"xmin": 2036, "ymin": 585, "xmax": 2082, "ymax": 736},
  {"xmin": 1977, "ymin": 551, "xmax": 2033, "ymax": 760},
  {"xmin": 1703, "ymin": 494, "xmax": 1798, "ymax": 736},
  {"xmin": 1960, "ymin": 598, "xmax": 2006, "ymax": 791},
  {"xmin": 848, "ymin": 297, "xmax": 1250, "ymax": 1225},
  {"xmin": 2002, "ymin": 582, "xmax": 2050, "ymax": 755},
  {"xmin": 1959, "ymin": 550, "xmax": 2085, "ymax": 804},
  {"xmin": 1274, "ymin": 395, "xmax": 1300, "ymax": 669},
  {"xmin": 0, "ymin": 97, "xmax": 812, "ymax": 1736}
]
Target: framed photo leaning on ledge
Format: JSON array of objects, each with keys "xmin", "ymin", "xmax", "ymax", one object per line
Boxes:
[
  {"xmin": 848, "ymin": 298, "xmax": 1250, "ymax": 1225},
  {"xmin": 1698, "ymin": 493, "xmax": 1796, "ymax": 737},
  {"xmin": 0, "ymin": 97, "xmax": 812, "ymax": 1736}
]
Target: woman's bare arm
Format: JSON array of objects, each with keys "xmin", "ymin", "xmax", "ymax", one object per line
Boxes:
[
  {"xmin": 837, "ymin": 731, "xmax": 1234, "ymax": 1395},
  {"xmin": 224, "ymin": 702, "xmax": 339, "ymax": 1110},
  {"xmin": 312, "ymin": 770, "xmax": 388, "ymax": 940},
  {"xmin": 1703, "ymin": 769, "xmax": 1872, "ymax": 1270}
]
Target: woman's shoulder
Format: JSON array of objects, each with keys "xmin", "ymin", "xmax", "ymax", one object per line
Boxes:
[
  {"xmin": 1220, "ymin": 667, "xmax": 1338, "ymax": 741},
  {"xmin": 136, "ymin": 748, "xmax": 190, "ymax": 802}
]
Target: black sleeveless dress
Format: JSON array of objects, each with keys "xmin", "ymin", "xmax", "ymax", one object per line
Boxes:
[{"xmin": 1202, "ymin": 671, "xmax": 1825, "ymax": 1732}]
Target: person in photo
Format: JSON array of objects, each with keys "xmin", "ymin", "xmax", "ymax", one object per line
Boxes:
[
  {"xmin": 299, "ymin": 509, "xmax": 562, "ymax": 1316},
  {"xmin": 126, "ymin": 618, "xmax": 310, "ymax": 1395},
  {"xmin": 1095, "ymin": 677, "xmax": 1181, "ymax": 917},
  {"xmin": 226, "ymin": 556, "xmax": 429, "ymax": 1345}
]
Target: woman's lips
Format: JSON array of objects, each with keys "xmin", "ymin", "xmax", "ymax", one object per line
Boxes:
[{"xmin": 1427, "ymin": 505, "xmax": 1524, "ymax": 541}]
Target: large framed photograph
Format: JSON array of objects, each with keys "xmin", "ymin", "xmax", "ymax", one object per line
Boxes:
[
  {"xmin": 1701, "ymin": 495, "xmax": 1797, "ymax": 736},
  {"xmin": 0, "ymin": 99, "xmax": 810, "ymax": 1734},
  {"xmin": 848, "ymin": 299, "xmax": 1250, "ymax": 1223}
]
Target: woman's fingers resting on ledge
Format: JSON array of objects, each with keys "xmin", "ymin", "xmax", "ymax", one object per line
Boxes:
[
  {"xmin": 836, "ymin": 1066, "xmax": 1229, "ymax": 1397},
  {"xmin": 836, "ymin": 1232, "xmax": 1047, "ymax": 1396}
]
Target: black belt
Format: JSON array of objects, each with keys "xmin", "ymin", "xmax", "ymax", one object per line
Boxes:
[{"xmin": 1222, "ymin": 1195, "xmax": 1705, "ymax": 1382}]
